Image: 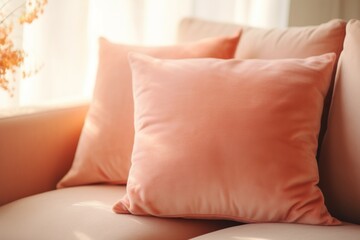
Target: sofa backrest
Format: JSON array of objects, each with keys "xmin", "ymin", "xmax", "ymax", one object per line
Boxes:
[{"xmin": 319, "ymin": 19, "xmax": 360, "ymax": 224}]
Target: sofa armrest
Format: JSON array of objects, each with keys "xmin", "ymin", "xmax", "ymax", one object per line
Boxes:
[{"xmin": 0, "ymin": 103, "xmax": 89, "ymax": 206}]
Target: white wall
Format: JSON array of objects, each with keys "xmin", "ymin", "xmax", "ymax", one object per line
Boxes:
[
  {"xmin": 289, "ymin": 0, "xmax": 360, "ymax": 26},
  {"xmin": 21, "ymin": 0, "xmax": 90, "ymax": 105}
]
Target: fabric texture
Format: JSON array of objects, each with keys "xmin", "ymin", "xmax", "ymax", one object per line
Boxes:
[
  {"xmin": 57, "ymin": 34, "xmax": 240, "ymax": 188},
  {"xmin": 114, "ymin": 53, "xmax": 338, "ymax": 225},
  {"xmin": 0, "ymin": 185, "xmax": 235, "ymax": 240},
  {"xmin": 178, "ymin": 18, "xmax": 346, "ymax": 156},
  {"xmin": 192, "ymin": 223, "xmax": 360, "ymax": 240},
  {"xmin": 319, "ymin": 19, "xmax": 360, "ymax": 224}
]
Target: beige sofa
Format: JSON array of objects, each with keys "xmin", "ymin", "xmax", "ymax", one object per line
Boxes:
[{"xmin": 1, "ymin": 18, "xmax": 360, "ymax": 239}]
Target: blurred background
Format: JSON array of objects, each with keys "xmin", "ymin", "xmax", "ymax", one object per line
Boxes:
[{"xmin": 1, "ymin": 0, "xmax": 360, "ymax": 108}]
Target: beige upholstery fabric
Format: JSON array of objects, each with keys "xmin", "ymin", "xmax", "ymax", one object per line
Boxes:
[
  {"xmin": 0, "ymin": 185, "xmax": 236, "ymax": 240},
  {"xmin": 319, "ymin": 19, "xmax": 360, "ymax": 224},
  {"xmin": 192, "ymin": 223, "xmax": 360, "ymax": 240},
  {"xmin": 0, "ymin": 103, "xmax": 88, "ymax": 206}
]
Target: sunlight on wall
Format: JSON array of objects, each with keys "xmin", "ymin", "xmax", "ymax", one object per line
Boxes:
[
  {"xmin": 142, "ymin": 0, "xmax": 193, "ymax": 45},
  {"xmin": 233, "ymin": 0, "xmax": 290, "ymax": 28},
  {"xmin": 84, "ymin": 0, "xmax": 193, "ymax": 98},
  {"xmin": 4, "ymin": 0, "xmax": 356, "ymax": 109},
  {"xmin": 21, "ymin": 0, "xmax": 89, "ymax": 105},
  {"xmin": 194, "ymin": 0, "xmax": 290, "ymax": 28}
]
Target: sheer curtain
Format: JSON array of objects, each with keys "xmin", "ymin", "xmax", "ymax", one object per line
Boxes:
[{"xmin": 1, "ymin": 0, "xmax": 290, "ymax": 109}]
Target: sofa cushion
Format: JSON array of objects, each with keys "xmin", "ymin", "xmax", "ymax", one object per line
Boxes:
[
  {"xmin": 114, "ymin": 53, "xmax": 338, "ymax": 225},
  {"xmin": 0, "ymin": 185, "xmax": 235, "ymax": 240},
  {"xmin": 57, "ymin": 34, "xmax": 240, "ymax": 188},
  {"xmin": 319, "ymin": 19, "xmax": 360, "ymax": 224},
  {"xmin": 178, "ymin": 17, "xmax": 346, "ymax": 157},
  {"xmin": 191, "ymin": 222, "xmax": 360, "ymax": 240}
]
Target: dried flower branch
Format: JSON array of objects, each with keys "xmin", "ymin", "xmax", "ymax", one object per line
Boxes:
[{"xmin": 0, "ymin": 0, "xmax": 47, "ymax": 96}]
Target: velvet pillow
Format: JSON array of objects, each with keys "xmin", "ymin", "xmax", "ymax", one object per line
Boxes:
[
  {"xmin": 178, "ymin": 18, "xmax": 346, "ymax": 156},
  {"xmin": 319, "ymin": 19, "xmax": 360, "ymax": 224},
  {"xmin": 57, "ymin": 34, "xmax": 240, "ymax": 188},
  {"xmin": 114, "ymin": 53, "xmax": 339, "ymax": 225}
]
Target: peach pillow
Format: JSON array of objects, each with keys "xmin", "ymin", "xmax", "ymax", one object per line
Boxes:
[
  {"xmin": 178, "ymin": 18, "xmax": 346, "ymax": 156},
  {"xmin": 57, "ymin": 34, "xmax": 240, "ymax": 188},
  {"xmin": 114, "ymin": 53, "xmax": 339, "ymax": 225},
  {"xmin": 319, "ymin": 19, "xmax": 360, "ymax": 224},
  {"xmin": 236, "ymin": 19, "xmax": 346, "ymax": 60}
]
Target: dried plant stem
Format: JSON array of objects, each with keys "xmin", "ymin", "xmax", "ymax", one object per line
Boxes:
[
  {"xmin": 0, "ymin": 2, "xmax": 25, "ymax": 24},
  {"xmin": 0, "ymin": 0, "xmax": 47, "ymax": 96}
]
